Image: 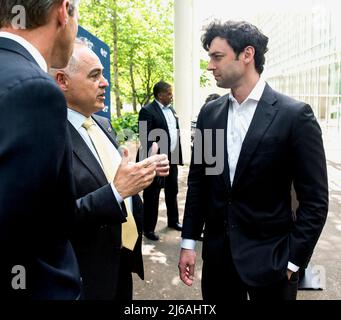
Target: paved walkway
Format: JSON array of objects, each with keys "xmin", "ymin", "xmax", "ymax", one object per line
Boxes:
[{"xmin": 133, "ymin": 123, "xmax": 341, "ymax": 300}]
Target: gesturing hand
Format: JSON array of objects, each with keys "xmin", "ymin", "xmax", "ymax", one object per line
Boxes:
[
  {"xmin": 150, "ymin": 142, "xmax": 170, "ymax": 177},
  {"xmin": 114, "ymin": 146, "xmax": 157, "ymax": 199}
]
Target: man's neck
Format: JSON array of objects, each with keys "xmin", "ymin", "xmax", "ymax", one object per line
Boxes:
[
  {"xmin": 67, "ymin": 105, "xmax": 92, "ymax": 118},
  {"xmin": 231, "ymin": 73, "xmax": 260, "ymax": 104},
  {"xmin": 156, "ymin": 99, "xmax": 168, "ymax": 108}
]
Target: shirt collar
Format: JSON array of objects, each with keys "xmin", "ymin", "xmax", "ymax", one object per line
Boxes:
[
  {"xmin": 229, "ymin": 78, "xmax": 266, "ymax": 105},
  {"xmin": 0, "ymin": 31, "xmax": 48, "ymax": 72},
  {"xmin": 67, "ymin": 108, "xmax": 89, "ymax": 130},
  {"xmin": 156, "ymin": 99, "xmax": 171, "ymax": 109}
]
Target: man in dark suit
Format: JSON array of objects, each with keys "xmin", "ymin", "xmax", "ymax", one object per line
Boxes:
[
  {"xmin": 178, "ymin": 21, "xmax": 328, "ymax": 300},
  {"xmin": 137, "ymin": 81, "xmax": 183, "ymax": 241},
  {"xmin": 51, "ymin": 41, "xmax": 169, "ymax": 300},
  {"xmin": 0, "ymin": 0, "xmax": 81, "ymax": 299}
]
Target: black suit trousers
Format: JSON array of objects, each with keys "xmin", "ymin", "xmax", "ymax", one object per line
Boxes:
[
  {"xmin": 115, "ymin": 251, "xmax": 133, "ymax": 302},
  {"xmin": 202, "ymin": 236, "xmax": 298, "ymax": 301},
  {"xmin": 143, "ymin": 164, "xmax": 179, "ymax": 232}
]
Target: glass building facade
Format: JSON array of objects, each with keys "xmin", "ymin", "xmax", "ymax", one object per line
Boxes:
[{"xmin": 255, "ymin": 0, "xmax": 341, "ymax": 127}]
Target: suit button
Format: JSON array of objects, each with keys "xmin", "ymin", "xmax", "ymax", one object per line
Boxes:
[{"xmin": 228, "ymin": 201, "xmax": 232, "ymax": 205}]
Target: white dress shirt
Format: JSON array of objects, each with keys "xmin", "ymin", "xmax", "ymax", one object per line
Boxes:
[
  {"xmin": 67, "ymin": 109, "xmax": 133, "ymax": 212},
  {"xmin": 181, "ymin": 79, "xmax": 299, "ymax": 272},
  {"xmin": 227, "ymin": 79, "xmax": 265, "ymax": 184},
  {"xmin": 155, "ymin": 100, "xmax": 178, "ymax": 152},
  {"xmin": 0, "ymin": 31, "xmax": 47, "ymax": 72}
]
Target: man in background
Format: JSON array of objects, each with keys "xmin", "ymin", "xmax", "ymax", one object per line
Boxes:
[
  {"xmin": 137, "ymin": 81, "xmax": 183, "ymax": 241},
  {"xmin": 0, "ymin": 0, "xmax": 81, "ymax": 299},
  {"xmin": 205, "ymin": 93, "xmax": 221, "ymax": 104}
]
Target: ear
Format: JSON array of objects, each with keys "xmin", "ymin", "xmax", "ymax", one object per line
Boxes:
[
  {"xmin": 243, "ymin": 46, "xmax": 255, "ymax": 64},
  {"xmin": 56, "ymin": 0, "xmax": 70, "ymax": 28},
  {"xmin": 55, "ymin": 71, "xmax": 69, "ymax": 91}
]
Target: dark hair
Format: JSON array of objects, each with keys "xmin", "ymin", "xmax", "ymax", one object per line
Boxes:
[
  {"xmin": 153, "ymin": 81, "xmax": 171, "ymax": 99},
  {"xmin": 201, "ymin": 20, "xmax": 269, "ymax": 74},
  {"xmin": 205, "ymin": 93, "xmax": 220, "ymax": 104},
  {"xmin": 0, "ymin": 0, "xmax": 78, "ymax": 29}
]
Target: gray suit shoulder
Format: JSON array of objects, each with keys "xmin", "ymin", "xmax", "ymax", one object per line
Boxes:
[
  {"xmin": 1, "ymin": 59, "xmax": 59, "ymax": 101},
  {"xmin": 6, "ymin": 53, "xmax": 49, "ymax": 83}
]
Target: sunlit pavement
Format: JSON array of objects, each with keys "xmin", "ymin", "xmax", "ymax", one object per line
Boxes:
[{"xmin": 133, "ymin": 123, "xmax": 341, "ymax": 300}]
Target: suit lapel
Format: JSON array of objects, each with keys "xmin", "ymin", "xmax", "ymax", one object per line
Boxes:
[
  {"xmin": 232, "ymin": 84, "xmax": 279, "ymax": 187},
  {"xmin": 68, "ymin": 122, "xmax": 108, "ymax": 185},
  {"xmin": 92, "ymin": 115, "xmax": 119, "ymax": 149},
  {"xmin": 210, "ymin": 96, "xmax": 231, "ymax": 190},
  {"xmin": 169, "ymin": 106, "xmax": 180, "ymax": 129},
  {"xmin": 151, "ymin": 100, "xmax": 169, "ymax": 133}
]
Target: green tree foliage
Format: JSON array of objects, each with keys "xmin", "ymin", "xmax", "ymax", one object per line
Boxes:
[
  {"xmin": 200, "ymin": 59, "xmax": 210, "ymax": 87},
  {"xmin": 79, "ymin": 0, "xmax": 174, "ymax": 115},
  {"xmin": 111, "ymin": 112, "xmax": 139, "ymax": 142}
]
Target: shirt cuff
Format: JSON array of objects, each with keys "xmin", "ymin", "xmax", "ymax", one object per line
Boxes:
[
  {"xmin": 181, "ymin": 238, "xmax": 196, "ymax": 250},
  {"xmin": 287, "ymin": 261, "xmax": 300, "ymax": 272},
  {"xmin": 110, "ymin": 182, "xmax": 124, "ymax": 204}
]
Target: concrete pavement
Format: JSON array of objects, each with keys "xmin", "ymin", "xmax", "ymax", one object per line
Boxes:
[{"xmin": 133, "ymin": 123, "xmax": 341, "ymax": 300}]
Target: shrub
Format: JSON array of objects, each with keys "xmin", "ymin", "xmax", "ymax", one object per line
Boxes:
[{"xmin": 111, "ymin": 112, "xmax": 139, "ymax": 143}]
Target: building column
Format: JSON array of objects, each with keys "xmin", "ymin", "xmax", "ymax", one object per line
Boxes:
[{"xmin": 174, "ymin": 0, "xmax": 200, "ymax": 164}]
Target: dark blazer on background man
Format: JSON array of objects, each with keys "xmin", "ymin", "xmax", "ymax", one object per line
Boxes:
[
  {"xmin": 68, "ymin": 114, "xmax": 144, "ymax": 300},
  {"xmin": 182, "ymin": 83, "xmax": 328, "ymax": 287},
  {"xmin": 137, "ymin": 100, "xmax": 183, "ymax": 234},
  {"xmin": 137, "ymin": 100, "xmax": 183, "ymax": 165},
  {"xmin": 0, "ymin": 38, "xmax": 80, "ymax": 299}
]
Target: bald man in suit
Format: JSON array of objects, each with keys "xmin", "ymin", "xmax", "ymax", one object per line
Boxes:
[{"xmin": 52, "ymin": 40, "xmax": 169, "ymax": 300}]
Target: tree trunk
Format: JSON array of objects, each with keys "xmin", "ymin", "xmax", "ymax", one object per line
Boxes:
[
  {"xmin": 112, "ymin": 0, "xmax": 122, "ymax": 117},
  {"xmin": 129, "ymin": 59, "xmax": 137, "ymax": 113},
  {"xmin": 140, "ymin": 58, "xmax": 152, "ymax": 107}
]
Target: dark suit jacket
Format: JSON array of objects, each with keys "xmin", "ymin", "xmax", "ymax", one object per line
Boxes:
[
  {"xmin": 68, "ymin": 114, "xmax": 143, "ymax": 300},
  {"xmin": 137, "ymin": 100, "xmax": 183, "ymax": 165},
  {"xmin": 182, "ymin": 84, "xmax": 328, "ymax": 287},
  {"xmin": 0, "ymin": 37, "xmax": 80, "ymax": 299}
]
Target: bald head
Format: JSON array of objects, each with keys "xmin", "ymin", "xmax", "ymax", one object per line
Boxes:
[
  {"xmin": 57, "ymin": 39, "xmax": 90, "ymax": 74},
  {"xmin": 51, "ymin": 40, "xmax": 109, "ymax": 117}
]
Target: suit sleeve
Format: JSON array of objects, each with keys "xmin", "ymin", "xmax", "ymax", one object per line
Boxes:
[
  {"xmin": 181, "ymin": 108, "xmax": 206, "ymax": 240},
  {"xmin": 0, "ymin": 78, "xmax": 71, "ymax": 252},
  {"xmin": 74, "ymin": 184, "xmax": 127, "ymax": 227},
  {"xmin": 289, "ymin": 104, "xmax": 329, "ymax": 267}
]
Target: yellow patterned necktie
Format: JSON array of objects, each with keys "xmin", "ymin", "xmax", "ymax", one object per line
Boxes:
[{"xmin": 82, "ymin": 117, "xmax": 138, "ymax": 251}]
